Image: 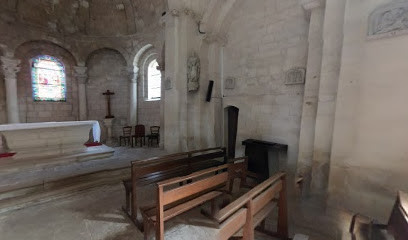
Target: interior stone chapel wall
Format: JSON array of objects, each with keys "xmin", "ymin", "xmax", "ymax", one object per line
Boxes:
[
  {"xmin": 329, "ymin": 0, "xmax": 408, "ymax": 221},
  {"xmin": 86, "ymin": 49, "xmax": 129, "ymax": 142},
  {"xmin": 15, "ymin": 41, "xmax": 79, "ymax": 123},
  {"xmin": 223, "ymin": 0, "xmax": 309, "ymax": 171}
]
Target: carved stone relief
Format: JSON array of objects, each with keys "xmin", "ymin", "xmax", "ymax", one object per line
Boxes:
[
  {"xmin": 225, "ymin": 77, "xmax": 236, "ymax": 89},
  {"xmin": 285, "ymin": 67, "xmax": 306, "ymax": 85},
  {"xmin": 369, "ymin": 1, "xmax": 408, "ymax": 39},
  {"xmin": 187, "ymin": 53, "xmax": 200, "ymax": 92}
]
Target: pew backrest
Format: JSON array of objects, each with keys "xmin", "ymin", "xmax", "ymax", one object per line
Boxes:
[
  {"xmin": 131, "ymin": 147, "xmax": 227, "ymax": 186},
  {"xmin": 213, "ymin": 172, "xmax": 287, "ymax": 240},
  {"xmin": 154, "ymin": 164, "xmax": 232, "ymax": 240}
]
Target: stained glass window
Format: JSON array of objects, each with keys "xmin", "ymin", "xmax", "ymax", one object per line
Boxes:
[
  {"xmin": 147, "ymin": 60, "xmax": 161, "ymax": 100},
  {"xmin": 31, "ymin": 55, "xmax": 66, "ymax": 102}
]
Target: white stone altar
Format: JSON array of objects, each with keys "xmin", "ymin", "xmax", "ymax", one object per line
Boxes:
[{"xmin": 0, "ymin": 121, "xmax": 102, "ymax": 159}]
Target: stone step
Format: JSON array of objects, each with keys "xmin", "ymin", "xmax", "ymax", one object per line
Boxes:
[
  {"xmin": 0, "ymin": 145, "xmax": 115, "ymax": 192},
  {"xmin": 0, "ymin": 167, "xmax": 129, "ymax": 215}
]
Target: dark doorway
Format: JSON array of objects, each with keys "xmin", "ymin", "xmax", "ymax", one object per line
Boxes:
[{"xmin": 225, "ymin": 106, "xmax": 239, "ymax": 158}]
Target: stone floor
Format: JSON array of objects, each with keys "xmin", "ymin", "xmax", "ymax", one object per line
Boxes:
[
  {"xmin": 0, "ymin": 183, "xmax": 280, "ymax": 240},
  {"xmin": 0, "ymin": 146, "xmax": 352, "ymax": 240}
]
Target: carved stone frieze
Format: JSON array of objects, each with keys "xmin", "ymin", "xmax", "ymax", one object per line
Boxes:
[
  {"xmin": 285, "ymin": 67, "xmax": 306, "ymax": 85},
  {"xmin": 0, "ymin": 56, "xmax": 21, "ymax": 79},
  {"xmin": 369, "ymin": 1, "xmax": 408, "ymax": 39}
]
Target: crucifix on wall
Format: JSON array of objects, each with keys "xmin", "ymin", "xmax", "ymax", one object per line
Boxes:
[{"xmin": 102, "ymin": 90, "xmax": 115, "ymax": 119}]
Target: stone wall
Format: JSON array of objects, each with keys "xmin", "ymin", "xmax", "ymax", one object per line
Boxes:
[
  {"xmin": 223, "ymin": 0, "xmax": 309, "ymax": 171},
  {"xmin": 0, "ymin": 69, "xmax": 6, "ymax": 124},
  {"xmin": 15, "ymin": 41, "xmax": 79, "ymax": 123},
  {"xmin": 87, "ymin": 49, "xmax": 129, "ymax": 141},
  {"xmin": 329, "ymin": 0, "xmax": 408, "ymax": 221}
]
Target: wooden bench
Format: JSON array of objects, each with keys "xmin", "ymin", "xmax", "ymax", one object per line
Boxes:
[
  {"xmin": 142, "ymin": 164, "xmax": 235, "ymax": 240},
  {"xmin": 349, "ymin": 191, "xmax": 408, "ymax": 240},
  {"xmin": 211, "ymin": 172, "xmax": 288, "ymax": 240},
  {"xmin": 122, "ymin": 147, "xmax": 227, "ymax": 228}
]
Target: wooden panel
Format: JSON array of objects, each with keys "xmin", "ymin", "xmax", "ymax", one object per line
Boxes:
[
  {"xmin": 150, "ymin": 191, "xmax": 223, "ymax": 222},
  {"xmin": 215, "ymin": 172, "xmax": 285, "ymax": 222},
  {"xmin": 387, "ymin": 191, "xmax": 408, "ymax": 240},
  {"xmin": 163, "ymin": 172, "xmax": 229, "ymax": 206},
  {"xmin": 252, "ymin": 182, "xmax": 282, "ymax": 215},
  {"xmin": 189, "ymin": 151, "xmax": 225, "ymax": 162},
  {"xmin": 189, "ymin": 147, "xmax": 224, "ymax": 155},
  {"xmin": 253, "ymin": 201, "xmax": 277, "ymax": 226},
  {"xmin": 158, "ymin": 164, "xmax": 229, "ymax": 186},
  {"xmin": 217, "ymin": 208, "xmax": 247, "ymax": 240}
]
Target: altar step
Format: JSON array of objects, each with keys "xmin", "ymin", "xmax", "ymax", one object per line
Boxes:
[
  {"xmin": 0, "ymin": 145, "xmax": 115, "ymax": 192},
  {"xmin": 0, "ymin": 166, "xmax": 129, "ymax": 214}
]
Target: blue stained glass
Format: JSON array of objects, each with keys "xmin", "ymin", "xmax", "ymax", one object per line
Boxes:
[{"xmin": 31, "ymin": 55, "xmax": 66, "ymax": 102}]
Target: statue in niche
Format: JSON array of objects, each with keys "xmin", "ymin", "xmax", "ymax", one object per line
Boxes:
[{"xmin": 187, "ymin": 53, "xmax": 200, "ymax": 92}]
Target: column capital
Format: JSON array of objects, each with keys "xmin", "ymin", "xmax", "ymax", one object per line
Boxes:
[
  {"xmin": 124, "ymin": 67, "xmax": 137, "ymax": 83},
  {"xmin": 73, "ymin": 66, "xmax": 88, "ymax": 84},
  {"xmin": 1, "ymin": 56, "xmax": 21, "ymax": 77},
  {"xmin": 203, "ymin": 33, "xmax": 228, "ymax": 46},
  {"xmin": 301, "ymin": 0, "xmax": 325, "ymax": 10}
]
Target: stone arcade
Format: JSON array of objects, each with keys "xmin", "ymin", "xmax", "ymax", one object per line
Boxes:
[{"xmin": 0, "ymin": 0, "xmax": 408, "ymax": 240}]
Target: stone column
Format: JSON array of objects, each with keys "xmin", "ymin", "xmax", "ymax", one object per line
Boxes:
[
  {"xmin": 74, "ymin": 66, "xmax": 88, "ymax": 121},
  {"xmin": 163, "ymin": 9, "xmax": 192, "ymax": 152},
  {"xmin": 1, "ymin": 56, "xmax": 21, "ymax": 123},
  {"xmin": 297, "ymin": 0, "xmax": 326, "ymax": 196},
  {"xmin": 129, "ymin": 67, "xmax": 138, "ymax": 126},
  {"xmin": 204, "ymin": 34, "xmax": 228, "ymax": 148},
  {"xmin": 158, "ymin": 63, "xmax": 165, "ymax": 148},
  {"xmin": 311, "ymin": 0, "xmax": 346, "ymax": 195}
]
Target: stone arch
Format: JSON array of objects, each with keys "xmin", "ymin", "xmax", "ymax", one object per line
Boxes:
[
  {"xmin": 85, "ymin": 48, "xmax": 129, "ymax": 143},
  {"xmin": 83, "ymin": 45, "xmax": 128, "ymax": 67},
  {"xmin": 14, "ymin": 40, "xmax": 79, "ymax": 123},
  {"xmin": 132, "ymin": 44, "xmax": 161, "ymax": 137},
  {"xmin": 133, "ymin": 44, "xmax": 153, "ymax": 72}
]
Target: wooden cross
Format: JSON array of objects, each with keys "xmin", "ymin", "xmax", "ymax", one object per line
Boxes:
[{"xmin": 102, "ymin": 90, "xmax": 115, "ymax": 119}]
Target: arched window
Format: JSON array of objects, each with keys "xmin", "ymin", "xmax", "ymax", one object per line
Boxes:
[
  {"xmin": 31, "ymin": 55, "xmax": 66, "ymax": 102},
  {"xmin": 147, "ymin": 60, "xmax": 161, "ymax": 100}
]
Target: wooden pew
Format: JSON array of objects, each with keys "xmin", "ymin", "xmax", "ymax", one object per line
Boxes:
[
  {"xmin": 349, "ymin": 191, "xmax": 408, "ymax": 240},
  {"xmin": 212, "ymin": 172, "xmax": 288, "ymax": 240},
  {"xmin": 142, "ymin": 164, "xmax": 233, "ymax": 240},
  {"xmin": 122, "ymin": 147, "xmax": 227, "ymax": 228}
]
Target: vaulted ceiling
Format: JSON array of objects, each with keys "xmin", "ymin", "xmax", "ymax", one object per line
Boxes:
[{"xmin": 1, "ymin": 0, "xmax": 166, "ymax": 36}]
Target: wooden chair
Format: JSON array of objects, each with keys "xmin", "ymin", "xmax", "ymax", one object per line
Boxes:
[
  {"xmin": 132, "ymin": 125, "xmax": 146, "ymax": 147},
  {"xmin": 122, "ymin": 147, "xmax": 227, "ymax": 229},
  {"xmin": 119, "ymin": 126, "xmax": 132, "ymax": 146},
  {"xmin": 147, "ymin": 126, "xmax": 160, "ymax": 147},
  {"xmin": 142, "ymin": 164, "xmax": 233, "ymax": 240},
  {"xmin": 210, "ymin": 172, "xmax": 288, "ymax": 240},
  {"xmin": 349, "ymin": 191, "xmax": 408, "ymax": 240}
]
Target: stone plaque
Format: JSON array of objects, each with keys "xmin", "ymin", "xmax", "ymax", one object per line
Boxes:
[
  {"xmin": 164, "ymin": 77, "xmax": 172, "ymax": 90},
  {"xmin": 369, "ymin": 1, "xmax": 408, "ymax": 39},
  {"xmin": 225, "ymin": 77, "xmax": 236, "ymax": 89},
  {"xmin": 187, "ymin": 53, "xmax": 200, "ymax": 92},
  {"xmin": 285, "ymin": 67, "xmax": 305, "ymax": 85}
]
